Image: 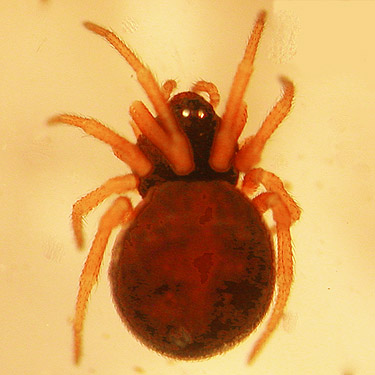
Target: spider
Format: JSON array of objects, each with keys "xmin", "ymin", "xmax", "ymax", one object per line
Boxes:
[{"xmin": 49, "ymin": 11, "xmax": 300, "ymax": 365}]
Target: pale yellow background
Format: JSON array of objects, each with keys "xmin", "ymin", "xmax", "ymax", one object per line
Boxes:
[{"xmin": 1, "ymin": 1, "xmax": 374, "ymax": 374}]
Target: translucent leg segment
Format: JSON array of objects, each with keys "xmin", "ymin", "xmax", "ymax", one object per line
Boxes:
[
  {"xmin": 73, "ymin": 196, "xmax": 133, "ymax": 364},
  {"xmin": 210, "ymin": 11, "xmax": 266, "ymax": 171},
  {"xmin": 48, "ymin": 115, "xmax": 152, "ymax": 176},
  {"xmin": 84, "ymin": 22, "xmax": 193, "ymax": 175},
  {"xmin": 72, "ymin": 174, "xmax": 138, "ymax": 248}
]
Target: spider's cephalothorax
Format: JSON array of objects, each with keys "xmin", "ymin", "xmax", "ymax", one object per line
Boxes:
[
  {"xmin": 137, "ymin": 92, "xmax": 238, "ymax": 197},
  {"xmin": 49, "ymin": 11, "xmax": 301, "ymax": 366}
]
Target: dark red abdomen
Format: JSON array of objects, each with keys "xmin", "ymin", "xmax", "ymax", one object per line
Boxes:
[{"xmin": 109, "ymin": 180, "xmax": 274, "ymax": 359}]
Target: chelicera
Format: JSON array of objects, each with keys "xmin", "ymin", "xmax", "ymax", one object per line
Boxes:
[{"xmin": 49, "ymin": 11, "xmax": 300, "ymax": 365}]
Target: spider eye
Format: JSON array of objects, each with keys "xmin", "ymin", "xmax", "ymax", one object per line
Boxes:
[
  {"xmin": 182, "ymin": 108, "xmax": 190, "ymax": 118},
  {"xmin": 197, "ymin": 109, "xmax": 206, "ymax": 119}
]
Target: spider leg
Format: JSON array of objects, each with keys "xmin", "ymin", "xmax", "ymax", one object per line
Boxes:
[
  {"xmin": 210, "ymin": 11, "xmax": 266, "ymax": 171},
  {"xmin": 242, "ymin": 169, "xmax": 300, "ymax": 363},
  {"xmin": 235, "ymin": 77, "xmax": 294, "ymax": 173},
  {"xmin": 83, "ymin": 22, "xmax": 193, "ymax": 175},
  {"xmin": 191, "ymin": 81, "xmax": 220, "ymax": 109},
  {"xmin": 48, "ymin": 115, "xmax": 152, "ymax": 177},
  {"xmin": 129, "ymin": 119, "xmax": 142, "ymax": 139},
  {"xmin": 242, "ymin": 168, "xmax": 300, "ymax": 223},
  {"xmin": 248, "ymin": 192, "xmax": 292, "ymax": 363},
  {"xmin": 234, "ymin": 101, "xmax": 248, "ymax": 143},
  {"xmin": 72, "ymin": 174, "xmax": 138, "ymax": 248},
  {"xmin": 129, "ymin": 100, "xmax": 193, "ymax": 174},
  {"xmin": 73, "ymin": 196, "xmax": 133, "ymax": 364}
]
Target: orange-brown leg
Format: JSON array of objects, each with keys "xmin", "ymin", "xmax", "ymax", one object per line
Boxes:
[
  {"xmin": 83, "ymin": 22, "xmax": 193, "ymax": 175},
  {"xmin": 129, "ymin": 101, "xmax": 193, "ymax": 175},
  {"xmin": 72, "ymin": 174, "xmax": 139, "ymax": 248},
  {"xmin": 242, "ymin": 170, "xmax": 300, "ymax": 363},
  {"xmin": 235, "ymin": 77, "xmax": 294, "ymax": 173},
  {"xmin": 242, "ymin": 168, "xmax": 301, "ymax": 224},
  {"xmin": 191, "ymin": 81, "xmax": 220, "ymax": 109},
  {"xmin": 247, "ymin": 192, "xmax": 293, "ymax": 363},
  {"xmin": 48, "ymin": 115, "xmax": 152, "ymax": 176},
  {"xmin": 210, "ymin": 11, "xmax": 266, "ymax": 171},
  {"xmin": 74, "ymin": 196, "xmax": 133, "ymax": 364}
]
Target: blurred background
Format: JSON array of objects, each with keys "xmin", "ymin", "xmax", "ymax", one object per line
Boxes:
[{"xmin": 1, "ymin": 1, "xmax": 374, "ymax": 374}]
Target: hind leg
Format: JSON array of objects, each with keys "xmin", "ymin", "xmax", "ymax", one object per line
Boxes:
[
  {"xmin": 72, "ymin": 174, "xmax": 138, "ymax": 248},
  {"xmin": 73, "ymin": 196, "xmax": 133, "ymax": 364},
  {"xmin": 242, "ymin": 169, "xmax": 300, "ymax": 363}
]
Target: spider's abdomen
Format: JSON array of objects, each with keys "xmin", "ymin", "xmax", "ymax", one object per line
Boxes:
[{"xmin": 109, "ymin": 180, "xmax": 275, "ymax": 359}]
